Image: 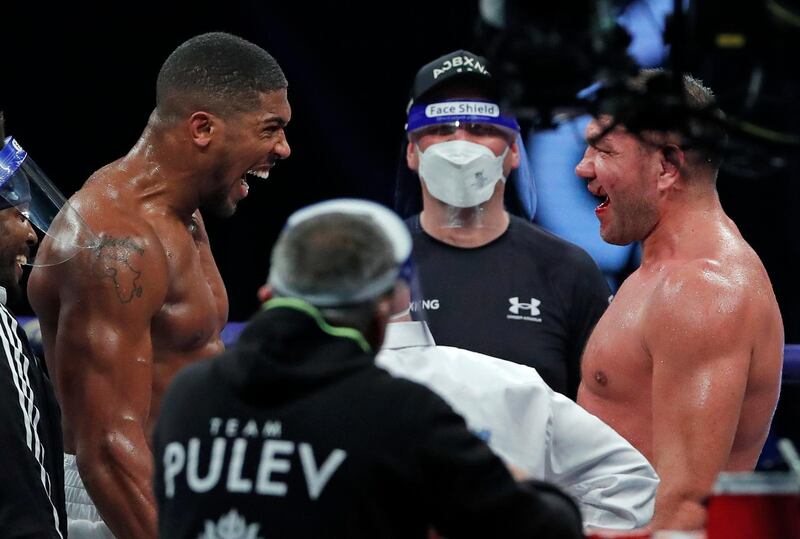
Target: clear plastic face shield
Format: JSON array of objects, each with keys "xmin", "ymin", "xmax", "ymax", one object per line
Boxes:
[
  {"xmin": 0, "ymin": 137, "xmax": 100, "ymax": 266},
  {"xmin": 268, "ymin": 199, "xmax": 425, "ymax": 322},
  {"xmin": 406, "ymin": 99, "xmax": 536, "ymax": 228}
]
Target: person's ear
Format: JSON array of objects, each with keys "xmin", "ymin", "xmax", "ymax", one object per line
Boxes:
[
  {"xmin": 407, "ymin": 141, "xmax": 420, "ymax": 172},
  {"xmin": 658, "ymin": 144, "xmax": 685, "ymax": 191},
  {"xmin": 374, "ymin": 295, "xmax": 392, "ymax": 324},
  {"xmin": 188, "ymin": 111, "xmax": 217, "ymax": 148},
  {"xmin": 507, "ymin": 139, "xmax": 521, "ymax": 171},
  {"xmin": 367, "ymin": 295, "xmax": 394, "ymax": 349},
  {"xmin": 257, "ymin": 284, "xmax": 273, "ymax": 303}
]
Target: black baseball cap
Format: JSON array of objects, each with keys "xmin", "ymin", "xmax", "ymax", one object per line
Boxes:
[{"xmin": 409, "ymin": 49, "xmax": 497, "ymax": 108}]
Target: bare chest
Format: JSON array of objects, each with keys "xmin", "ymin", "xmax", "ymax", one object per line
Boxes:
[
  {"xmin": 151, "ymin": 232, "xmax": 229, "ymax": 356},
  {"xmin": 581, "ymin": 274, "xmax": 659, "ymax": 398}
]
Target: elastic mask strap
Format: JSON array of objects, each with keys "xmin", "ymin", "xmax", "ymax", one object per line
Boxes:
[
  {"xmin": 498, "ymin": 144, "xmax": 510, "ymax": 159},
  {"xmin": 499, "ymin": 144, "xmax": 510, "ymax": 181},
  {"xmin": 262, "ymin": 297, "xmax": 372, "ymax": 353}
]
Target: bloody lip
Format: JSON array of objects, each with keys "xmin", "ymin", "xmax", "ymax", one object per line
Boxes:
[{"xmin": 595, "ymin": 196, "xmax": 609, "ymax": 217}]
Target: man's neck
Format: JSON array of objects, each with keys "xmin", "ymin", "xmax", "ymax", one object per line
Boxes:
[
  {"xmin": 122, "ymin": 123, "xmax": 205, "ymax": 221},
  {"xmin": 640, "ymin": 189, "xmax": 726, "ymax": 268},
  {"xmin": 419, "ymin": 193, "xmax": 510, "ymax": 248}
]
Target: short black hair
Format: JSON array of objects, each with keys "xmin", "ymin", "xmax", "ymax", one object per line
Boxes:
[{"xmin": 156, "ymin": 32, "xmax": 287, "ymax": 119}]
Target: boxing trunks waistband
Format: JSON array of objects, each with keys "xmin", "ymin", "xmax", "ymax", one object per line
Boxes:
[{"xmin": 64, "ymin": 454, "xmax": 116, "ymax": 538}]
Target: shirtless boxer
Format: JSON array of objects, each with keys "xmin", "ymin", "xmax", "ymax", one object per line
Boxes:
[
  {"xmin": 27, "ymin": 32, "xmax": 291, "ymax": 538},
  {"xmin": 575, "ymin": 69, "xmax": 783, "ymax": 531}
]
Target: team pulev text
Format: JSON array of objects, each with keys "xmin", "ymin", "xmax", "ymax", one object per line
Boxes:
[{"xmin": 162, "ymin": 417, "xmax": 347, "ymax": 500}]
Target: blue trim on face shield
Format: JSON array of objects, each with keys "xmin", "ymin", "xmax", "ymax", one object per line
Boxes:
[
  {"xmin": 0, "ymin": 137, "xmax": 31, "ymax": 208},
  {"xmin": 0, "ymin": 137, "xmax": 28, "ymax": 184},
  {"xmin": 0, "ymin": 136, "xmax": 101, "ymax": 266},
  {"xmin": 406, "ymin": 100, "xmax": 520, "ymax": 135},
  {"xmin": 512, "ymin": 132, "xmax": 537, "ymax": 221}
]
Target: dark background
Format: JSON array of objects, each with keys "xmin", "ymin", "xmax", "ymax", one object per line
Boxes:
[{"xmin": 4, "ymin": 1, "xmax": 799, "ymax": 343}]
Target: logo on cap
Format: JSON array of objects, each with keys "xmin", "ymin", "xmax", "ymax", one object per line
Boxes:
[{"xmin": 432, "ymin": 55, "xmax": 489, "ymax": 80}]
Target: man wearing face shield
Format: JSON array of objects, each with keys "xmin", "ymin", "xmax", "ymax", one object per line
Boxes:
[
  {"xmin": 153, "ymin": 198, "xmax": 583, "ymax": 539},
  {"xmin": 27, "ymin": 33, "xmax": 291, "ymax": 539},
  {"xmin": 397, "ymin": 50, "xmax": 611, "ymax": 399},
  {"xmin": 0, "ymin": 118, "xmax": 97, "ymax": 538}
]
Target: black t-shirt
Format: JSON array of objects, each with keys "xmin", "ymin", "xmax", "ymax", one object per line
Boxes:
[
  {"xmin": 408, "ymin": 214, "xmax": 611, "ymax": 399},
  {"xmin": 0, "ymin": 303, "xmax": 66, "ymax": 539},
  {"xmin": 154, "ymin": 305, "xmax": 583, "ymax": 539}
]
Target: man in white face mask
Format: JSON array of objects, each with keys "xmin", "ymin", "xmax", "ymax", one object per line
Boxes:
[
  {"xmin": 410, "ymin": 102, "xmax": 519, "ymax": 226},
  {"xmin": 397, "ymin": 50, "xmax": 611, "ymax": 399}
]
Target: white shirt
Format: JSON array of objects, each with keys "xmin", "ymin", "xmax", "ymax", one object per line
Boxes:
[{"xmin": 377, "ymin": 321, "xmax": 658, "ymax": 530}]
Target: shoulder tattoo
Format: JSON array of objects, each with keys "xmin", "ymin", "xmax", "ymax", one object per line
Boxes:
[{"xmin": 92, "ymin": 237, "xmax": 145, "ymax": 304}]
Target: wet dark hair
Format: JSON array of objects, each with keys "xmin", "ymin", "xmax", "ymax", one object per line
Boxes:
[
  {"xmin": 626, "ymin": 69, "xmax": 727, "ymax": 170},
  {"xmin": 156, "ymin": 32, "xmax": 287, "ymax": 119}
]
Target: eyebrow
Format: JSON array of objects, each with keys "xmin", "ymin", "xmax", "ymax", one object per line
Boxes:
[
  {"xmin": 586, "ymin": 130, "xmax": 607, "ymax": 146},
  {"xmin": 586, "ymin": 122, "xmax": 619, "ymax": 147},
  {"xmin": 260, "ymin": 116, "xmax": 288, "ymax": 127}
]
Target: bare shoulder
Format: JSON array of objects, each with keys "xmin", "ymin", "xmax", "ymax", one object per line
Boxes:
[
  {"xmin": 37, "ymin": 181, "xmax": 169, "ymax": 310},
  {"xmin": 643, "ymin": 249, "xmax": 773, "ymax": 355},
  {"xmin": 69, "ymin": 167, "xmax": 145, "ymax": 228},
  {"xmin": 85, "ymin": 233, "xmax": 168, "ymax": 305},
  {"xmin": 661, "ymin": 257, "xmax": 747, "ymax": 300}
]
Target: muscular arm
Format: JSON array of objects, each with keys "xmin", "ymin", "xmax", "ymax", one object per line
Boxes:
[
  {"xmin": 643, "ymin": 263, "xmax": 753, "ymax": 530},
  {"xmin": 48, "ymin": 234, "xmax": 167, "ymax": 539}
]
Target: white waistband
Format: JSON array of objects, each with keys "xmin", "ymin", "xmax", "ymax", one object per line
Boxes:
[{"xmin": 63, "ymin": 454, "xmax": 116, "ymax": 538}]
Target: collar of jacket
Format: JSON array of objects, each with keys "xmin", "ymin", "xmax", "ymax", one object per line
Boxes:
[{"xmin": 216, "ymin": 298, "xmax": 376, "ymax": 405}]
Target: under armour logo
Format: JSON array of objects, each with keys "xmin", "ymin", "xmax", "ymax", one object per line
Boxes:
[{"xmin": 508, "ymin": 297, "xmax": 541, "ymax": 316}]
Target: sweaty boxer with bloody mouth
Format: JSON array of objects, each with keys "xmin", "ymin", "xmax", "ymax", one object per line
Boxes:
[
  {"xmin": 28, "ymin": 32, "xmax": 291, "ymax": 539},
  {"xmin": 575, "ymin": 69, "xmax": 783, "ymax": 532}
]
